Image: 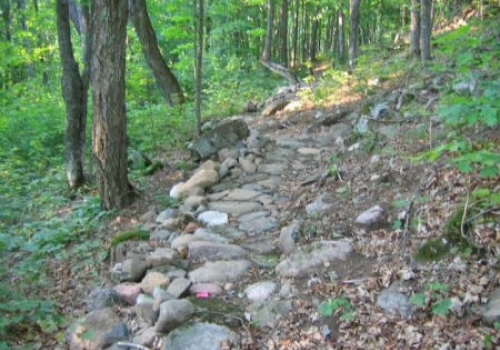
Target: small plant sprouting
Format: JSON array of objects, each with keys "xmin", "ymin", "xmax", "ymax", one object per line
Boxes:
[
  {"xmin": 318, "ymin": 296, "xmax": 355, "ymax": 321},
  {"xmin": 410, "ymin": 282, "xmax": 452, "ymax": 317}
]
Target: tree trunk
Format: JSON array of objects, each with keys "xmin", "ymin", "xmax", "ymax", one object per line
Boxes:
[
  {"xmin": 205, "ymin": 0, "xmax": 211, "ymax": 52},
  {"xmin": 16, "ymin": 0, "xmax": 34, "ymax": 79},
  {"xmin": 349, "ymin": 0, "xmax": 362, "ymax": 71},
  {"xmin": 129, "ymin": 0, "xmax": 184, "ymax": 106},
  {"xmin": 325, "ymin": 12, "xmax": 333, "ymax": 53},
  {"xmin": 420, "ymin": 0, "xmax": 432, "ymax": 62},
  {"xmin": 56, "ymin": 0, "xmax": 87, "ymax": 188},
  {"xmin": 279, "ymin": 0, "xmax": 288, "ymax": 67},
  {"xmin": 310, "ymin": 6, "xmax": 320, "ymax": 61},
  {"xmin": 291, "ymin": 0, "xmax": 299, "ymax": 68},
  {"xmin": 410, "ymin": 0, "xmax": 420, "ymax": 58},
  {"xmin": 68, "ymin": 0, "xmax": 84, "ymax": 35},
  {"xmin": 339, "ymin": 6, "xmax": 346, "ymax": 63},
  {"xmin": 91, "ymin": 0, "xmax": 135, "ymax": 210},
  {"xmin": 262, "ymin": 0, "xmax": 274, "ymax": 62},
  {"xmin": 302, "ymin": 3, "xmax": 309, "ymax": 61},
  {"xmin": 1, "ymin": 0, "xmax": 12, "ymax": 41},
  {"xmin": 194, "ymin": 0, "xmax": 203, "ymax": 135}
]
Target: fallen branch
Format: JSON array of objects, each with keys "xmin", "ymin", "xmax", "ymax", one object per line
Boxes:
[
  {"xmin": 260, "ymin": 60, "xmax": 299, "ymax": 85},
  {"xmin": 465, "ymin": 206, "xmax": 500, "ymax": 224}
]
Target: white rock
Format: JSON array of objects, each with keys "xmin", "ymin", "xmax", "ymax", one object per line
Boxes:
[{"xmin": 197, "ymin": 211, "xmax": 229, "ymax": 226}]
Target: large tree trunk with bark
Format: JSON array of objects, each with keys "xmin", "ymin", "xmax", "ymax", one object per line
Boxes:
[
  {"xmin": 129, "ymin": 0, "xmax": 184, "ymax": 106},
  {"xmin": 410, "ymin": 0, "xmax": 420, "ymax": 58},
  {"xmin": 91, "ymin": 0, "xmax": 135, "ymax": 210},
  {"xmin": 349, "ymin": 0, "xmax": 362, "ymax": 70},
  {"xmin": 56, "ymin": 0, "xmax": 87, "ymax": 189},
  {"xmin": 420, "ymin": 0, "xmax": 432, "ymax": 62}
]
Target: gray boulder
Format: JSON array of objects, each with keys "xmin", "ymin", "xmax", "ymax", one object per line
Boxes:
[
  {"xmin": 163, "ymin": 322, "xmax": 238, "ymax": 350},
  {"xmin": 155, "ymin": 299, "xmax": 195, "ymax": 333},
  {"xmin": 377, "ymin": 285, "xmax": 412, "ymax": 318},
  {"xmin": 188, "ymin": 119, "xmax": 250, "ymax": 160},
  {"xmin": 276, "ymin": 240, "xmax": 353, "ymax": 277},
  {"xmin": 66, "ymin": 308, "xmax": 120, "ymax": 350}
]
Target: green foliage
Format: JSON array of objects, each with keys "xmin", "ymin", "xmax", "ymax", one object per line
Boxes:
[
  {"xmin": 419, "ymin": 22, "xmax": 500, "ymax": 179},
  {"xmin": 410, "ymin": 282, "xmax": 452, "ymax": 317},
  {"xmin": 414, "ymin": 238, "xmax": 451, "ymax": 262},
  {"xmin": 483, "ymin": 322, "xmax": 500, "ymax": 349},
  {"xmin": 111, "ymin": 230, "xmax": 150, "ymax": 247},
  {"xmin": 318, "ymin": 296, "xmax": 355, "ymax": 321}
]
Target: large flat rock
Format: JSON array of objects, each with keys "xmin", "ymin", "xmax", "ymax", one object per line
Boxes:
[
  {"xmin": 208, "ymin": 201, "xmax": 263, "ymax": 217},
  {"xmin": 188, "ymin": 260, "xmax": 252, "ymax": 283},
  {"xmin": 163, "ymin": 322, "xmax": 238, "ymax": 350},
  {"xmin": 276, "ymin": 240, "xmax": 354, "ymax": 277}
]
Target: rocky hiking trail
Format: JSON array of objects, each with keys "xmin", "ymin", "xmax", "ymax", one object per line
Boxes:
[{"xmin": 67, "ymin": 82, "xmax": 500, "ymax": 350}]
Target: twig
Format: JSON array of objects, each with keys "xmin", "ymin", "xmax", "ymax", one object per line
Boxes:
[
  {"xmin": 116, "ymin": 342, "xmax": 152, "ymax": 350},
  {"xmin": 465, "ymin": 206, "xmax": 500, "ymax": 224},
  {"xmin": 401, "ymin": 194, "xmax": 415, "ymax": 258},
  {"xmin": 342, "ymin": 278, "xmax": 368, "ymax": 284},
  {"xmin": 365, "ymin": 117, "xmax": 407, "ymax": 124},
  {"xmin": 461, "ymin": 176, "xmax": 471, "ymax": 239}
]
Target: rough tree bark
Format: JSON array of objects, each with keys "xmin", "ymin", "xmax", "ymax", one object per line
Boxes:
[
  {"xmin": 410, "ymin": 0, "xmax": 420, "ymax": 58},
  {"xmin": 56, "ymin": 0, "xmax": 88, "ymax": 189},
  {"xmin": 129, "ymin": 0, "xmax": 184, "ymax": 106},
  {"xmin": 91, "ymin": 0, "xmax": 135, "ymax": 210},
  {"xmin": 420, "ymin": 0, "xmax": 432, "ymax": 62},
  {"xmin": 349, "ymin": 0, "xmax": 362, "ymax": 71}
]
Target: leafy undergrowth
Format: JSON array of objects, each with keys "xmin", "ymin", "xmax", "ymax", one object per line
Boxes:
[{"xmin": 1, "ymin": 15, "xmax": 499, "ymax": 350}]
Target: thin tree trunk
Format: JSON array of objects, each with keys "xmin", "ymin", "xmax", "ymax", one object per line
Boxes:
[
  {"xmin": 291, "ymin": 0, "xmax": 299, "ymax": 68},
  {"xmin": 17, "ymin": 0, "xmax": 34, "ymax": 79},
  {"xmin": 349, "ymin": 0, "xmax": 362, "ymax": 71},
  {"xmin": 339, "ymin": 6, "xmax": 346, "ymax": 63},
  {"xmin": 420, "ymin": 0, "xmax": 432, "ymax": 62},
  {"xmin": 302, "ymin": 3, "xmax": 309, "ymax": 61},
  {"xmin": 194, "ymin": 0, "xmax": 203, "ymax": 135},
  {"xmin": 91, "ymin": 0, "xmax": 135, "ymax": 210},
  {"xmin": 261, "ymin": 0, "xmax": 298, "ymax": 84},
  {"xmin": 310, "ymin": 6, "xmax": 320, "ymax": 61},
  {"xmin": 129, "ymin": 0, "xmax": 184, "ymax": 106},
  {"xmin": 1, "ymin": 0, "xmax": 12, "ymax": 41},
  {"xmin": 325, "ymin": 12, "xmax": 333, "ymax": 53},
  {"xmin": 333, "ymin": 9, "xmax": 339, "ymax": 56},
  {"xmin": 279, "ymin": 0, "xmax": 288, "ymax": 66},
  {"xmin": 262, "ymin": 0, "xmax": 274, "ymax": 62},
  {"xmin": 205, "ymin": 0, "xmax": 211, "ymax": 52},
  {"xmin": 410, "ymin": 0, "xmax": 420, "ymax": 58},
  {"xmin": 57, "ymin": 0, "xmax": 86, "ymax": 188}
]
